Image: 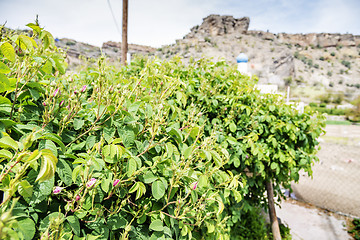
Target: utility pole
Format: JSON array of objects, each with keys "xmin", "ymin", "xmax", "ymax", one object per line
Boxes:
[
  {"xmin": 121, "ymin": 0, "xmax": 128, "ymax": 65},
  {"xmin": 266, "ymin": 180, "xmax": 282, "ymax": 240}
]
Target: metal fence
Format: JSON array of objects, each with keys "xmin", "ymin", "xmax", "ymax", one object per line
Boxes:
[{"xmin": 290, "ymin": 125, "xmax": 360, "ymax": 218}]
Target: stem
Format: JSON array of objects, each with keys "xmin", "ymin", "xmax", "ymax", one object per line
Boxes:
[{"xmin": 0, "ymin": 155, "xmax": 21, "ymax": 182}]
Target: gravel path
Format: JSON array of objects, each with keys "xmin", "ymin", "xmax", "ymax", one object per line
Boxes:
[{"xmin": 276, "ymin": 199, "xmax": 352, "ymax": 240}]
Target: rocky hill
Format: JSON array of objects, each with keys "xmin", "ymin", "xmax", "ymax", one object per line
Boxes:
[
  {"xmin": 51, "ymin": 14, "xmax": 360, "ymax": 103},
  {"xmin": 156, "ymin": 15, "xmax": 360, "ymax": 103},
  {"xmin": 54, "ymin": 38, "xmax": 156, "ymax": 67}
]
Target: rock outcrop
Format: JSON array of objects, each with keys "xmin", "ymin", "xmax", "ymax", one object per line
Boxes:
[
  {"xmin": 101, "ymin": 41, "xmax": 156, "ymax": 59},
  {"xmin": 250, "ymin": 31, "xmax": 360, "ymax": 48},
  {"xmin": 185, "ymin": 15, "xmax": 250, "ymax": 38}
]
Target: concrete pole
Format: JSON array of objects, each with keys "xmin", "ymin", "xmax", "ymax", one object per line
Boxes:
[{"xmin": 121, "ymin": 0, "xmax": 128, "ymax": 65}]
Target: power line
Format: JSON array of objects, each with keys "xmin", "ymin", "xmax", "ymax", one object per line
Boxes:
[{"xmin": 107, "ymin": 0, "xmax": 121, "ymax": 34}]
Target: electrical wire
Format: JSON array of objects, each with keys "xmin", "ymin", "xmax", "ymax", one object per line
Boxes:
[{"xmin": 107, "ymin": 0, "xmax": 121, "ymax": 34}]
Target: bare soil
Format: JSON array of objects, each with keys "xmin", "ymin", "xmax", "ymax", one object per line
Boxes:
[{"xmin": 291, "ymin": 124, "xmax": 360, "ymax": 217}]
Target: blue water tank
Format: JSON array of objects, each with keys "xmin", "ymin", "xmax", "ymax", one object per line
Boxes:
[{"xmin": 236, "ymin": 53, "xmax": 248, "ymax": 63}]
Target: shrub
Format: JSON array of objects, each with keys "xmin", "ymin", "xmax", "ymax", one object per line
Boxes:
[
  {"xmin": 66, "ymin": 41, "xmax": 76, "ymax": 46},
  {"xmin": 346, "ymin": 96, "xmax": 360, "ymax": 122},
  {"xmin": 341, "ymin": 60, "xmax": 351, "ymax": 69},
  {"xmin": 0, "ymin": 22, "xmax": 325, "ymax": 239},
  {"xmin": 309, "ymin": 102, "xmax": 318, "ymax": 107}
]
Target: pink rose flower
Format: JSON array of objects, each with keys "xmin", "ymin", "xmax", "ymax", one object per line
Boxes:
[
  {"xmin": 43, "ymin": 102, "xmax": 46, "ymax": 106},
  {"xmin": 53, "ymin": 88, "xmax": 60, "ymax": 97},
  {"xmin": 53, "ymin": 186, "xmax": 63, "ymax": 194},
  {"xmin": 113, "ymin": 179, "xmax": 120, "ymax": 187},
  {"xmin": 86, "ymin": 178, "xmax": 97, "ymax": 188},
  {"xmin": 81, "ymin": 85, "xmax": 87, "ymax": 93},
  {"xmin": 75, "ymin": 195, "xmax": 80, "ymax": 201},
  {"xmin": 191, "ymin": 182, "xmax": 198, "ymax": 190}
]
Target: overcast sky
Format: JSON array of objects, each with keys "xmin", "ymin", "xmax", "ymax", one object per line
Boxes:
[{"xmin": 0, "ymin": 0, "xmax": 359, "ymax": 48}]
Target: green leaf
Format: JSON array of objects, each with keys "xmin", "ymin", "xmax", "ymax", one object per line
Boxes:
[
  {"xmin": 183, "ymin": 146, "xmax": 193, "ymax": 159},
  {"xmin": 0, "ymin": 97, "xmax": 12, "ymax": 115},
  {"xmin": 0, "ymin": 149, "xmax": 12, "ymax": 160},
  {"xmin": 136, "ymin": 182, "xmax": 146, "ymax": 200},
  {"xmin": 191, "ymin": 190, "xmax": 198, "ymax": 204},
  {"xmin": 67, "ymin": 215, "xmax": 80, "ymax": 236},
  {"xmin": 189, "ymin": 126, "xmax": 200, "ymax": 139},
  {"xmin": 17, "ymin": 35, "xmax": 34, "ymax": 52},
  {"xmin": 86, "ymin": 135, "xmax": 96, "ymax": 150},
  {"xmin": 39, "ymin": 133, "xmax": 65, "ymax": 152},
  {"xmin": 269, "ymin": 105, "xmax": 276, "ymax": 112},
  {"xmin": 26, "ymin": 23, "xmax": 42, "ymax": 35},
  {"xmin": 41, "ymin": 30, "xmax": 55, "ymax": 49},
  {"xmin": 29, "ymin": 88, "xmax": 40, "ymax": 101},
  {"xmin": 0, "ymin": 61, "xmax": 11, "ymax": 74},
  {"xmin": 73, "ymin": 118, "xmax": 84, "ymax": 130},
  {"xmin": 72, "ymin": 165, "xmax": 82, "ymax": 183},
  {"xmin": 22, "ymin": 150, "xmax": 40, "ymax": 170},
  {"xmin": 126, "ymin": 157, "xmax": 137, "ymax": 177},
  {"xmin": 0, "ymin": 73, "xmax": 11, "ymax": 93},
  {"xmin": 17, "ymin": 218, "xmax": 35, "ymax": 240},
  {"xmin": 52, "ymin": 55, "xmax": 67, "ymax": 74},
  {"xmin": 206, "ymin": 221, "xmax": 215, "ymax": 233},
  {"xmin": 210, "ymin": 150, "xmax": 222, "ymax": 167},
  {"xmin": 198, "ymin": 175, "xmax": 208, "ymax": 188},
  {"xmin": 270, "ymin": 162, "xmax": 278, "ymax": 170},
  {"xmin": 107, "ymin": 214, "xmax": 127, "ymax": 230},
  {"xmin": 165, "ymin": 142, "xmax": 173, "ymax": 157},
  {"xmin": 233, "ymin": 156, "xmax": 240, "ymax": 168},
  {"xmin": 118, "ymin": 128, "xmax": 135, "ymax": 147},
  {"xmin": 36, "ymin": 149, "xmax": 58, "ymax": 182},
  {"xmin": 101, "ymin": 178, "xmax": 111, "ymax": 193},
  {"xmin": 143, "ymin": 171, "xmax": 157, "ymax": 183},
  {"xmin": 103, "ymin": 127, "xmax": 115, "ymax": 143},
  {"xmin": 39, "ymin": 212, "xmax": 65, "ymax": 231},
  {"xmin": 152, "ymin": 180, "xmax": 165, "ymax": 200},
  {"xmin": 128, "ymin": 101, "xmax": 141, "ymax": 114},
  {"xmin": 149, "ymin": 219, "xmax": 164, "ymax": 232},
  {"xmin": 41, "ymin": 60, "xmax": 53, "ymax": 74},
  {"xmin": 229, "ymin": 121, "xmax": 237, "ymax": 133},
  {"xmin": 167, "ymin": 128, "xmax": 183, "ymax": 143},
  {"xmin": 0, "ymin": 135, "xmax": 18, "ymax": 150},
  {"xmin": 18, "ymin": 180, "xmax": 33, "ymax": 199},
  {"xmin": 129, "ymin": 182, "xmax": 139, "ymax": 193},
  {"xmin": 232, "ymin": 189, "xmax": 242, "ymax": 202},
  {"xmin": 44, "ymin": 139, "xmax": 58, "ymax": 157},
  {"xmin": 56, "ymin": 159, "xmax": 72, "ymax": 185},
  {"xmin": 0, "ymin": 42, "xmax": 15, "ymax": 62},
  {"xmin": 0, "ymin": 118, "xmax": 16, "ymax": 129},
  {"xmin": 129, "ymin": 182, "xmax": 146, "ymax": 200}
]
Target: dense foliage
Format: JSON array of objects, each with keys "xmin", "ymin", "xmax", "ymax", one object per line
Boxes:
[{"xmin": 0, "ymin": 22, "xmax": 325, "ymax": 239}]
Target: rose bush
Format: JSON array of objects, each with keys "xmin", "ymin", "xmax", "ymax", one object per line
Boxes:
[{"xmin": 0, "ymin": 22, "xmax": 325, "ymax": 240}]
